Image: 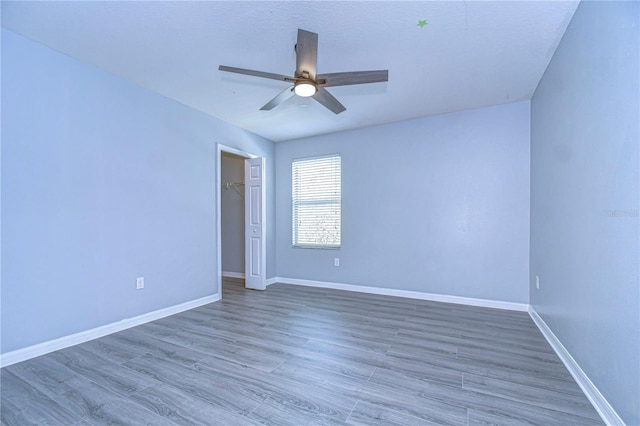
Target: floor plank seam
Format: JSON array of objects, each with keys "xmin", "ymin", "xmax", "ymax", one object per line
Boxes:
[
  {"xmin": 367, "ymin": 366, "xmax": 378, "ymax": 381},
  {"xmin": 246, "ymin": 397, "xmax": 267, "ymax": 418},
  {"xmin": 344, "ymin": 399, "xmax": 360, "ymax": 424}
]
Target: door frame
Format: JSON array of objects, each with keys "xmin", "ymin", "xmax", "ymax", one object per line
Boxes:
[{"xmin": 216, "ymin": 143, "xmax": 259, "ymax": 298}]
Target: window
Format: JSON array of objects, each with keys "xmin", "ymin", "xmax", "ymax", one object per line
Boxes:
[{"xmin": 292, "ymin": 154, "xmax": 341, "ymax": 248}]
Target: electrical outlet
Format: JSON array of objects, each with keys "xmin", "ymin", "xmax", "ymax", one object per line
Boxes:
[
  {"xmin": 535, "ymin": 275, "xmax": 540, "ymax": 290},
  {"xmin": 334, "ymin": 258, "xmax": 340, "ymax": 267},
  {"xmin": 136, "ymin": 277, "xmax": 144, "ymax": 290}
]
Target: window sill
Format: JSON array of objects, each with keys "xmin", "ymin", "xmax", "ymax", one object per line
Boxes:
[{"xmin": 292, "ymin": 245, "xmax": 341, "ymax": 250}]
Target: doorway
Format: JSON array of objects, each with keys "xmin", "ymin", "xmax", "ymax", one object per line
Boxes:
[
  {"xmin": 216, "ymin": 144, "xmax": 266, "ymax": 298},
  {"xmin": 220, "ymin": 151, "xmax": 246, "ymax": 294}
]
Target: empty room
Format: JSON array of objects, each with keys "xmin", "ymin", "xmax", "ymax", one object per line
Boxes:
[{"xmin": 1, "ymin": 1, "xmax": 638, "ymax": 425}]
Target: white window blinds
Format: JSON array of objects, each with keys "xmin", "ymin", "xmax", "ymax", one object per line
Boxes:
[{"xmin": 292, "ymin": 155, "xmax": 341, "ymax": 248}]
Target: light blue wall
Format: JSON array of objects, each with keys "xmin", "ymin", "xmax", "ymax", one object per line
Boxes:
[
  {"xmin": 221, "ymin": 153, "xmax": 244, "ymax": 274},
  {"xmin": 530, "ymin": 2, "xmax": 639, "ymax": 423},
  {"xmin": 1, "ymin": 29, "xmax": 275, "ymax": 353},
  {"xmin": 276, "ymin": 101, "xmax": 530, "ymax": 303}
]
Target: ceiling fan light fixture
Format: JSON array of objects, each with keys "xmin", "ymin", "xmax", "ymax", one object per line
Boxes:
[{"xmin": 294, "ymin": 81, "xmax": 317, "ymax": 97}]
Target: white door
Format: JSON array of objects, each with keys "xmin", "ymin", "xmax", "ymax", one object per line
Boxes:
[{"xmin": 245, "ymin": 157, "xmax": 266, "ymax": 290}]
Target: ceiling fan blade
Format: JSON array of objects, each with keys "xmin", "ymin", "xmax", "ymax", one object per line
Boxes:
[
  {"xmin": 316, "ymin": 70, "xmax": 389, "ymax": 87},
  {"xmin": 260, "ymin": 87, "xmax": 295, "ymax": 110},
  {"xmin": 219, "ymin": 65, "xmax": 292, "ymax": 82},
  {"xmin": 312, "ymin": 88, "xmax": 346, "ymax": 114},
  {"xmin": 295, "ymin": 29, "xmax": 318, "ymax": 80}
]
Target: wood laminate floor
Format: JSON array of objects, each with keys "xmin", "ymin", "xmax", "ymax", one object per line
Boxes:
[{"xmin": 1, "ymin": 279, "xmax": 602, "ymax": 425}]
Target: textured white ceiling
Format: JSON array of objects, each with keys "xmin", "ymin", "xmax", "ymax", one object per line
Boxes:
[{"xmin": 1, "ymin": 1, "xmax": 579, "ymax": 142}]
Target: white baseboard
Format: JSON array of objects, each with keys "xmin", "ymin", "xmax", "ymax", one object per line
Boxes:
[
  {"xmin": 528, "ymin": 307, "xmax": 623, "ymax": 426},
  {"xmin": 265, "ymin": 277, "xmax": 277, "ymax": 286},
  {"xmin": 222, "ymin": 271, "xmax": 245, "ymax": 279},
  {"xmin": 272, "ymin": 277, "xmax": 528, "ymax": 312},
  {"xmin": 222, "ymin": 272, "xmax": 276, "ymax": 287},
  {"xmin": 0, "ymin": 294, "xmax": 220, "ymax": 368}
]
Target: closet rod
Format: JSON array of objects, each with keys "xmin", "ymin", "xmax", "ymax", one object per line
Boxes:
[
  {"xmin": 222, "ymin": 181, "xmax": 245, "ymax": 198},
  {"xmin": 222, "ymin": 181, "xmax": 244, "ymax": 189}
]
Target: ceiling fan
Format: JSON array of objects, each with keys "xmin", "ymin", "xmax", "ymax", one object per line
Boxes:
[{"xmin": 219, "ymin": 29, "xmax": 388, "ymax": 114}]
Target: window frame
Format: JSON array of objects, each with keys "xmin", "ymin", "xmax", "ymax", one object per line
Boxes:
[{"xmin": 291, "ymin": 154, "xmax": 342, "ymax": 249}]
